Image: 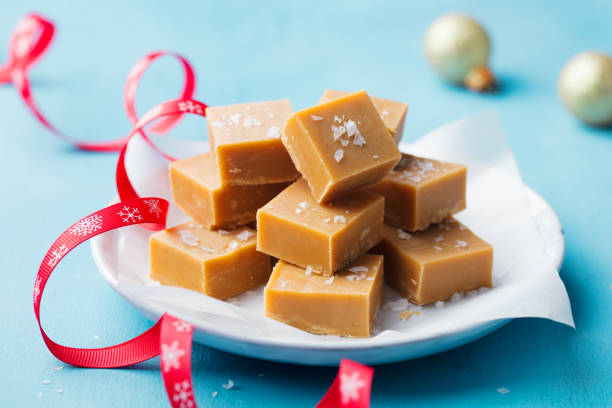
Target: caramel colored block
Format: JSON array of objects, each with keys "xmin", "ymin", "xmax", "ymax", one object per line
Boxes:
[
  {"xmin": 170, "ymin": 154, "xmax": 289, "ymax": 229},
  {"xmin": 206, "ymin": 100, "xmax": 300, "ymax": 185},
  {"xmin": 264, "ymin": 255, "xmax": 384, "ymax": 337},
  {"xmin": 282, "ymin": 90, "xmax": 401, "ymax": 203},
  {"xmin": 320, "ymin": 89, "xmax": 408, "ymax": 144},
  {"xmin": 367, "ymin": 154, "xmax": 466, "ymax": 232},
  {"xmin": 256, "ymin": 179, "xmax": 384, "ymax": 276},
  {"xmin": 150, "ymin": 222, "xmax": 271, "ymax": 299},
  {"xmin": 376, "ymin": 219, "xmax": 492, "ymax": 305}
]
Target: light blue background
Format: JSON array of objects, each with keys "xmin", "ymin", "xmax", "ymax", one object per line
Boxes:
[{"xmin": 1, "ymin": 1, "xmax": 611, "ymax": 406}]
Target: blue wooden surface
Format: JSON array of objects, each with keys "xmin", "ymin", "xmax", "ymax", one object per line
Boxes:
[{"xmin": 1, "ymin": 1, "xmax": 611, "ymax": 406}]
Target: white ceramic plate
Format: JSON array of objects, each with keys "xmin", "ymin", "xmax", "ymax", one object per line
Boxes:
[{"xmin": 91, "ymin": 182, "xmax": 563, "ymax": 366}]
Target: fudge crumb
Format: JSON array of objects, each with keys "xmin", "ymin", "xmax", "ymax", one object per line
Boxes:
[
  {"xmin": 311, "ymin": 115, "xmax": 323, "ymax": 121},
  {"xmin": 334, "ymin": 149, "xmax": 344, "ymax": 162},
  {"xmin": 222, "ymin": 379, "xmax": 234, "ymax": 390},
  {"xmin": 399, "ymin": 309, "xmax": 421, "ymax": 321},
  {"xmin": 397, "ymin": 229, "xmax": 412, "ymax": 240},
  {"xmin": 333, "ymin": 215, "xmax": 346, "ymax": 224}
]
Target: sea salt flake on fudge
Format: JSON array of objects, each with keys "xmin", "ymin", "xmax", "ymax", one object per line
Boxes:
[
  {"xmin": 264, "ymin": 255, "xmax": 384, "ymax": 337},
  {"xmin": 256, "ymin": 179, "xmax": 384, "ymax": 276},
  {"xmin": 320, "ymin": 89, "xmax": 408, "ymax": 144},
  {"xmin": 282, "ymin": 90, "xmax": 401, "ymax": 203},
  {"xmin": 150, "ymin": 222, "xmax": 271, "ymax": 299},
  {"xmin": 170, "ymin": 154, "xmax": 289, "ymax": 229},
  {"xmin": 206, "ymin": 100, "xmax": 300, "ymax": 185},
  {"xmin": 373, "ymin": 218, "xmax": 492, "ymax": 305},
  {"xmin": 366, "ymin": 153, "xmax": 467, "ymax": 232}
]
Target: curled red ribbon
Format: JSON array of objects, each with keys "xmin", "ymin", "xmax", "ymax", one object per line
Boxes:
[{"xmin": 0, "ymin": 13, "xmax": 195, "ymax": 152}]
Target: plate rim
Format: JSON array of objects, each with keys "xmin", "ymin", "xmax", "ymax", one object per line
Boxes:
[{"xmin": 91, "ymin": 184, "xmax": 564, "ymax": 356}]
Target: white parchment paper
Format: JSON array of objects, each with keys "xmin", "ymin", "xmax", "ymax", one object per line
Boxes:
[{"xmin": 102, "ymin": 110, "xmax": 573, "ymax": 346}]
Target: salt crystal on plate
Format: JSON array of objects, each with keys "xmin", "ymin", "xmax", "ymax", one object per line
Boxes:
[
  {"xmin": 52, "ymin": 366, "xmax": 63, "ymax": 371},
  {"xmin": 386, "ymin": 298, "xmax": 409, "ymax": 312},
  {"xmin": 37, "ymin": 392, "xmax": 42, "ymax": 398},
  {"xmin": 305, "ymin": 265, "xmax": 313, "ymax": 276},
  {"xmin": 450, "ymin": 292, "xmax": 463, "ymax": 302},
  {"xmin": 497, "ymin": 387, "xmax": 510, "ymax": 395},
  {"xmin": 212, "ymin": 391, "xmax": 218, "ymax": 398},
  {"xmin": 397, "ymin": 229, "xmax": 412, "ymax": 240},
  {"xmin": 222, "ymin": 379, "xmax": 234, "ymax": 390},
  {"xmin": 57, "ymin": 389, "xmax": 63, "ymax": 394},
  {"xmin": 236, "ymin": 230, "xmax": 254, "ymax": 241},
  {"xmin": 435, "ymin": 301, "xmax": 445, "ymax": 308},
  {"xmin": 42, "ymin": 380, "xmax": 51, "ymax": 384}
]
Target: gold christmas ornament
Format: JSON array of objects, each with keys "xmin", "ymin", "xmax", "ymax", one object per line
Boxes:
[
  {"xmin": 424, "ymin": 13, "xmax": 495, "ymax": 92},
  {"xmin": 558, "ymin": 52, "xmax": 612, "ymax": 127}
]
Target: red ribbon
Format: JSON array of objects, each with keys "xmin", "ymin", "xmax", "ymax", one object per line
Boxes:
[
  {"xmin": 0, "ymin": 13, "xmax": 195, "ymax": 152},
  {"xmin": 16, "ymin": 11, "xmax": 375, "ymax": 407}
]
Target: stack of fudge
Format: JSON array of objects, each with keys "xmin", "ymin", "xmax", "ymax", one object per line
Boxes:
[{"xmin": 149, "ymin": 90, "xmax": 493, "ymax": 338}]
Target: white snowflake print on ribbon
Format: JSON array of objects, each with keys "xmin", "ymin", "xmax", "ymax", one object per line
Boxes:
[
  {"xmin": 47, "ymin": 245, "xmax": 68, "ymax": 267},
  {"xmin": 33, "ymin": 277, "xmax": 43, "ymax": 305},
  {"xmin": 172, "ymin": 380, "xmax": 194, "ymax": 408},
  {"xmin": 68, "ymin": 214, "xmax": 103, "ymax": 237},
  {"xmin": 178, "ymin": 100, "xmax": 203, "ymax": 115},
  {"xmin": 340, "ymin": 371, "xmax": 366, "ymax": 405},
  {"xmin": 161, "ymin": 341, "xmax": 185, "ymax": 372},
  {"xmin": 172, "ymin": 320, "xmax": 192, "ymax": 333},
  {"xmin": 143, "ymin": 199, "xmax": 163, "ymax": 218},
  {"xmin": 117, "ymin": 206, "xmax": 143, "ymax": 223}
]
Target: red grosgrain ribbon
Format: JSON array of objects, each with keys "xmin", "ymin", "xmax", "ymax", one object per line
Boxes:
[
  {"xmin": 1, "ymin": 13, "xmax": 195, "ymax": 152},
  {"xmin": 34, "ymin": 197, "xmax": 196, "ymax": 408},
  {"xmin": 316, "ymin": 359, "xmax": 374, "ymax": 408},
  {"xmin": 34, "ymin": 196, "xmax": 373, "ymax": 407},
  {"xmin": 116, "ymin": 98, "xmax": 207, "ymax": 202}
]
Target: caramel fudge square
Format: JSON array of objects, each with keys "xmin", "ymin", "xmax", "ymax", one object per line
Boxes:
[
  {"xmin": 206, "ymin": 100, "xmax": 300, "ymax": 185},
  {"xmin": 282, "ymin": 90, "xmax": 401, "ymax": 203},
  {"xmin": 375, "ymin": 219, "xmax": 492, "ymax": 305},
  {"xmin": 320, "ymin": 89, "xmax": 408, "ymax": 144},
  {"xmin": 170, "ymin": 154, "xmax": 289, "ymax": 230},
  {"xmin": 264, "ymin": 254, "xmax": 384, "ymax": 337},
  {"xmin": 150, "ymin": 222, "xmax": 271, "ymax": 300},
  {"xmin": 256, "ymin": 179, "xmax": 384, "ymax": 276},
  {"xmin": 366, "ymin": 153, "xmax": 466, "ymax": 232}
]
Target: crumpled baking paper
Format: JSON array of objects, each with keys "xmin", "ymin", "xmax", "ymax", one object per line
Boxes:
[{"xmin": 93, "ymin": 110, "xmax": 573, "ymax": 346}]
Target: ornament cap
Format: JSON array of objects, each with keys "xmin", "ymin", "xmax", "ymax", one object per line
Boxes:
[{"xmin": 465, "ymin": 65, "xmax": 496, "ymax": 92}]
